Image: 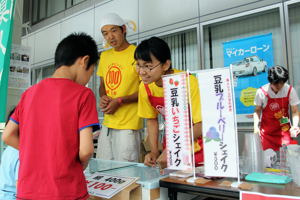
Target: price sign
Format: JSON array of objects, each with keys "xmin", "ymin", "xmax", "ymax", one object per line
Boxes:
[{"xmin": 86, "ymin": 173, "xmax": 138, "ymax": 199}]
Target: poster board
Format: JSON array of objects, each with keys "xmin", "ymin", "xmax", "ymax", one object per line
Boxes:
[
  {"xmin": 9, "ymin": 44, "xmax": 31, "ymax": 89},
  {"xmin": 223, "ymin": 33, "xmax": 274, "ymax": 122}
]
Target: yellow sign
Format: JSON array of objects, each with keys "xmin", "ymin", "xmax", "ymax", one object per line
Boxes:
[{"xmin": 240, "ymin": 87, "xmax": 257, "ymax": 107}]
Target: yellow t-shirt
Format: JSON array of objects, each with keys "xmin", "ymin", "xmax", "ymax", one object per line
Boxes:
[
  {"xmin": 97, "ymin": 45, "xmax": 143, "ymax": 130},
  {"xmin": 138, "ymin": 69, "xmax": 202, "ymax": 123}
]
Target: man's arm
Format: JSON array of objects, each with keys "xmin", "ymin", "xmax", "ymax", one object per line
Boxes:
[
  {"xmin": 253, "ymin": 105, "xmax": 262, "ymax": 134},
  {"xmin": 99, "ymin": 77, "xmax": 106, "ymax": 97},
  {"xmin": 144, "ymin": 118, "xmax": 160, "ymax": 167},
  {"xmin": 79, "ymin": 127, "xmax": 94, "ymax": 170},
  {"xmin": 2, "ymin": 121, "xmax": 19, "ymax": 149}
]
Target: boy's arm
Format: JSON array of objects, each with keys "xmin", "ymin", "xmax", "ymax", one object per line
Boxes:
[
  {"xmin": 79, "ymin": 127, "xmax": 94, "ymax": 170},
  {"xmin": 2, "ymin": 121, "xmax": 19, "ymax": 149}
]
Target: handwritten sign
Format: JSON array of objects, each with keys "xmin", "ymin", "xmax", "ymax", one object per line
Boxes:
[
  {"xmin": 86, "ymin": 173, "xmax": 138, "ymax": 199},
  {"xmin": 163, "ymin": 72, "xmax": 192, "ymax": 171},
  {"xmin": 195, "ymin": 68, "xmax": 239, "ymax": 177}
]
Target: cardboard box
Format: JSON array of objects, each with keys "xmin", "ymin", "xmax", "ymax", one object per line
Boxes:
[{"xmin": 88, "ymin": 183, "xmax": 141, "ymax": 200}]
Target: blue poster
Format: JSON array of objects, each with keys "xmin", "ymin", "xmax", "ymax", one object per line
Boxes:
[{"xmin": 223, "ymin": 33, "xmax": 274, "ymax": 115}]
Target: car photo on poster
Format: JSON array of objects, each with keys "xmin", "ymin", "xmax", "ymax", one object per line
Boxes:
[{"xmin": 230, "ymin": 55, "xmax": 268, "ymax": 77}]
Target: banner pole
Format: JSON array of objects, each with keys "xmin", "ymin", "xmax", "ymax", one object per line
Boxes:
[
  {"xmin": 186, "ymin": 70, "xmax": 196, "ymax": 181},
  {"xmin": 229, "ymin": 66, "xmax": 241, "ymax": 186}
]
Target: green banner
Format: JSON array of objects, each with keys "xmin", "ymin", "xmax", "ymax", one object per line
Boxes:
[{"xmin": 0, "ymin": 0, "xmax": 15, "ymax": 122}]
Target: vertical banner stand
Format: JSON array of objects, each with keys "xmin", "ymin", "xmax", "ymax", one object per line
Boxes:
[
  {"xmin": 229, "ymin": 66, "xmax": 241, "ymax": 187},
  {"xmin": 185, "ymin": 70, "xmax": 197, "ymax": 183}
]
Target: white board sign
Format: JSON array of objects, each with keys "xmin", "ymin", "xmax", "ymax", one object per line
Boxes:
[
  {"xmin": 195, "ymin": 68, "xmax": 239, "ymax": 177},
  {"xmin": 86, "ymin": 173, "xmax": 138, "ymax": 199},
  {"xmin": 163, "ymin": 72, "xmax": 193, "ymax": 171}
]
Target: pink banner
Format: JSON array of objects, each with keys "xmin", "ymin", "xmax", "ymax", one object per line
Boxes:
[{"xmin": 241, "ymin": 191, "xmax": 300, "ymax": 200}]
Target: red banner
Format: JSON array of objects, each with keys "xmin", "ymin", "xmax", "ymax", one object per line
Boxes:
[{"xmin": 241, "ymin": 192, "xmax": 300, "ymax": 200}]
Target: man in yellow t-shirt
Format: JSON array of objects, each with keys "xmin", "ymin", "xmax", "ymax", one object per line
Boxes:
[{"xmin": 96, "ymin": 13, "xmax": 143, "ymax": 162}]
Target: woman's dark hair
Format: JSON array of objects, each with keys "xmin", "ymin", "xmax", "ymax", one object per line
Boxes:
[
  {"xmin": 267, "ymin": 65, "xmax": 289, "ymax": 84},
  {"xmin": 134, "ymin": 37, "xmax": 171, "ymax": 68},
  {"xmin": 54, "ymin": 32, "xmax": 99, "ymax": 70}
]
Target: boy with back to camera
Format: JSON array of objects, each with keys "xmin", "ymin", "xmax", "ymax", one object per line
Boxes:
[{"xmin": 2, "ymin": 32, "xmax": 100, "ymax": 200}]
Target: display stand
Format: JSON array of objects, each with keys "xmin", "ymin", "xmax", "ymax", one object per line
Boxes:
[{"xmin": 85, "ymin": 159, "xmax": 168, "ymax": 200}]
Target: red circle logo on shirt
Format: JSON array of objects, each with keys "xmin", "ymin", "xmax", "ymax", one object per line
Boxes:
[
  {"xmin": 106, "ymin": 65, "xmax": 122, "ymax": 90},
  {"xmin": 269, "ymin": 102, "xmax": 280, "ymax": 111}
]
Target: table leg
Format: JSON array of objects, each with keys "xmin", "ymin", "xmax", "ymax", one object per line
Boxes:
[{"xmin": 168, "ymin": 188, "xmax": 177, "ymax": 200}]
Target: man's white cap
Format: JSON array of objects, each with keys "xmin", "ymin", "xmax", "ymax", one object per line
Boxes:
[{"xmin": 99, "ymin": 13, "xmax": 125, "ymax": 31}]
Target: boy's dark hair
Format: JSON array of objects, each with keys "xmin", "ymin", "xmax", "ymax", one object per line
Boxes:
[
  {"xmin": 268, "ymin": 65, "xmax": 289, "ymax": 84},
  {"xmin": 54, "ymin": 32, "xmax": 99, "ymax": 69},
  {"xmin": 134, "ymin": 37, "xmax": 171, "ymax": 69},
  {"xmin": 6, "ymin": 107, "xmax": 16, "ymax": 126}
]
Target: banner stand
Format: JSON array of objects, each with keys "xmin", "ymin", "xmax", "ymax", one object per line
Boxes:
[
  {"xmin": 194, "ymin": 67, "xmax": 241, "ymax": 184},
  {"xmin": 186, "ymin": 70, "xmax": 197, "ymax": 183},
  {"xmin": 229, "ymin": 66, "xmax": 242, "ymax": 187},
  {"xmin": 163, "ymin": 72, "xmax": 193, "ymax": 171}
]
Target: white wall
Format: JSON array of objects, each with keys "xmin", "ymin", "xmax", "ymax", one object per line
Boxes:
[
  {"xmin": 199, "ymin": 0, "xmax": 280, "ymax": 16},
  {"xmin": 139, "ymin": 0, "xmax": 199, "ymax": 32},
  {"xmin": 21, "ymin": 0, "xmax": 283, "ymax": 68}
]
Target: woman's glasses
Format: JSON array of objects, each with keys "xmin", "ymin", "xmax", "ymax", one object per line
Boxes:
[{"xmin": 135, "ymin": 62, "xmax": 162, "ymax": 73}]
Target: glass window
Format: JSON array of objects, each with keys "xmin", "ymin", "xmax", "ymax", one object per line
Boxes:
[
  {"xmin": 31, "ymin": 68, "xmax": 42, "ymax": 85},
  {"xmin": 66, "ymin": 0, "xmax": 86, "ymax": 9},
  {"xmin": 32, "ymin": 0, "xmax": 38, "ymax": 23},
  {"xmin": 31, "ymin": 65, "xmax": 55, "ymax": 85},
  {"xmin": 203, "ymin": 8, "xmax": 284, "ymax": 125},
  {"xmin": 203, "ymin": 9, "xmax": 284, "ymax": 69},
  {"xmin": 39, "ymin": 0, "xmax": 47, "ymax": 20},
  {"xmin": 47, "ymin": 0, "xmax": 65, "ymax": 17},
  {"xmin": 94, "ymin": 52, "xmax": 104, "ymax": 121},
  {"xmin": 288, "ymin": 3, "xmax": 300, "ymax": 98},
  {"xmin": 42, "ymin": 65, "xmax": 56, "ymax": 78},
  {"xmin": 73, "ymin": 0, "xmax": 86, "ymax": 5},
  {"xmin": 23, "ymin": 0, "xmax": 30, "ymax": 23},
  {"xmin": 160, "ymin": 28, "xmax": 199, "ymax": 71},
  {"xmin": 30, "ymin": 0, "xmax": 88, "ymax": 24},
  {"xmin": 66, "ymin": 0, "xmax": 72, "ymax": 8}
]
